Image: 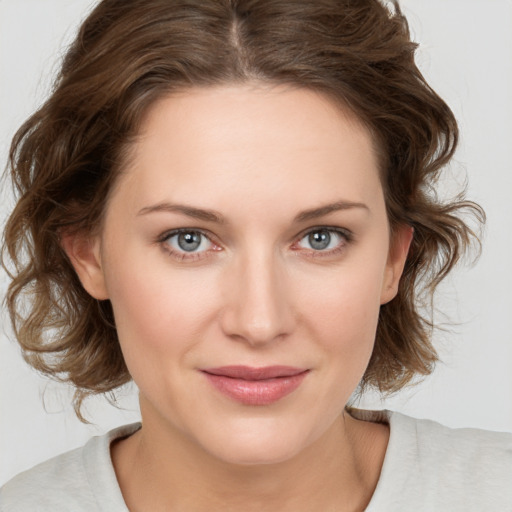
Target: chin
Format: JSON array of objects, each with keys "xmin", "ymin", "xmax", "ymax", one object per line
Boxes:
[
  {"xmin": 195, "ymin": 415, "xmax": 323, "ymax": 466},
  {"xmin": 208, "ymin": 440, "xmax": 304, "ymax": 467}
]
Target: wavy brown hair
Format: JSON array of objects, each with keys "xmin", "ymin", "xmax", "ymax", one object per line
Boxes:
[{"xmin": 2, "ymin": 0, "xmax": 483, "ymax": 419}]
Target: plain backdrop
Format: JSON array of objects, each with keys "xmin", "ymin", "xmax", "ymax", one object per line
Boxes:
[{"xmin": 1, "ymin": 0, "xmax": 511, "ymax": 486}]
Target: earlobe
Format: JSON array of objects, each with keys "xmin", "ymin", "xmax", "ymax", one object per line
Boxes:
[
  {"xmin": 60, "ymin": 232, "xmax": 109, "ymax": 300},
  {"xmin": 380, "ymin": 225, "xmax": 413, "ymax": 305}
]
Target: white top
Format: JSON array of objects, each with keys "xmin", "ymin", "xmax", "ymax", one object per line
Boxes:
[{"xmin": 1, "ymin": 410, "xmax": 511, "ymax": 511}]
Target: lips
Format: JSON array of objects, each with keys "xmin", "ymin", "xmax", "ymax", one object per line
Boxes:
[{"xmin": 201, "ymin": 366, "xmax": 309, "ymax": 405}]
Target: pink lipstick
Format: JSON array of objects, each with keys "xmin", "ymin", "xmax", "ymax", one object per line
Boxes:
[{"xmin": 201, "ymin": 365, "xmax": 309, "ymax": 405}]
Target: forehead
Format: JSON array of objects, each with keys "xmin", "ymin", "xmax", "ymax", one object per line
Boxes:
[{"xmin": 113, "ymin": 84, "xmax": 383, "ymax": 215}]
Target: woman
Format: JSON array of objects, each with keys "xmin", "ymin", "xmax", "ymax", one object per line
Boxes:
[{"xmin": 1, "ymin": 0, "xmax": 510, "ymax": 510}]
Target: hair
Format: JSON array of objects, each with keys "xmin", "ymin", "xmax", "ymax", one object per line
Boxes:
[{"xmin": 2, "ymin": 0, "xmax": 483, "ymax": 419}]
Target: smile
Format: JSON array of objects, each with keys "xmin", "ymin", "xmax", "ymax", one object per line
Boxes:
[{"xmin": 201, "ymin": 366, "xmax": 310, "ymax": 405}]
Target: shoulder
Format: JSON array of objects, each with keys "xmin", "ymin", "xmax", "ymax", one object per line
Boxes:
[
  {"xmin": 0, "ymin": 423, "xmax": 140, "ymax": 512},
  {"xmin": 393, "ymin": 411, "xmax": 512, "ymax": 472},
  {"xmin": 375, "ymin": 411, "xmax": 512, "ymax": 510},
  {"xmin": 0, "ymin": 446, "xmax": 94, "ymax": 512}
]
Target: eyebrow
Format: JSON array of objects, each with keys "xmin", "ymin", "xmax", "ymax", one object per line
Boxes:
[
  {"xmin": 293, "ymin": 200, "xmax": 369, "ymax": 222},
  {"xmin": 137, "ymin": 200, "xmax": 369, "ymax": 224},
  {"xmin": 137, "ymin": 203, "xmax": 225, "ymax": 223}
]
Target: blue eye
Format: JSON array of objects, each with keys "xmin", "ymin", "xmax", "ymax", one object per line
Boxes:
[
  {"xmin": 165, "ymin": 230, "xmax": 212, "ymax": 253},
  {"xmin": 298, "ymin": 229, "xmax": 346, "ymax": 251}
]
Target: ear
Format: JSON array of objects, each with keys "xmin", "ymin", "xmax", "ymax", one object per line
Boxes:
[
  {"xmin": 380, "ymin": 224, "xmax": 413, "ymax": 305},
  {"xmin": 60, "ymin": 231, "xmax": 109, "ymax": 300}
]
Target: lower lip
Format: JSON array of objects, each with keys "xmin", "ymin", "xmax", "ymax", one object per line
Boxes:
[{"xmin": 203, "ymin": 371, "xmax": 309, "ymax": 405}]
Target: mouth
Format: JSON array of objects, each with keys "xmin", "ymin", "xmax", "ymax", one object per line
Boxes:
[{"xmin": 200, "ymin": 366, "xmax": 310, "ymax": 405}]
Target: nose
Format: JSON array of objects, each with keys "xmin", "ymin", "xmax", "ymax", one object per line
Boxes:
[{"xmin": 219, "ymin": 249, "xmax": 295, "ymax": 347}]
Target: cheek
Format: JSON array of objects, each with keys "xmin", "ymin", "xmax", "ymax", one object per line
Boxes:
[
  {"xmin": 288, "ymin": 265, "xmax": 385, "ymax": 421},
  {"xmin": 103, "ymin": 253, "xmax": 220, "ymax": 361},
  {"xmin": 297, "ymin": 264, "xmax": 384, "ymax": 347},
  {"xmin": 292, "ymin": 257, "xmax": 386, "ymax": 397}
]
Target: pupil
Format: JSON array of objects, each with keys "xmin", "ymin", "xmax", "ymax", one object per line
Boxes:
[
  {"xmin": 309, "ymin": 230, "xmax": 331, "ymax": 250},
  {"xmin": 178, "ymin": 232, "xmax": 201, "ymax": 251}
]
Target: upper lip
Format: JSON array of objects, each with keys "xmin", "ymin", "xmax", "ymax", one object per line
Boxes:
[{"xmin": 201, "ymin": 366, "xmax": 308, "ymax": 380}]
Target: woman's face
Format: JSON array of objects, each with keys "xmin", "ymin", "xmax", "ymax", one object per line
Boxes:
[{"xmin": 72, "ymin": 84, "xmax": 410, "ymax": 465}]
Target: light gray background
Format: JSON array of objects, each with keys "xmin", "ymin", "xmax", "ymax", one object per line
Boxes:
[{"xmin": 1, "ymin": 0, "xmax": 511, "ymax": 486}]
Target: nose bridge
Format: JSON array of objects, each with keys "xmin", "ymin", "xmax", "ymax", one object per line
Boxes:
[{"xmin": 221, "ymin": 245, "xmax": 293, "ymax": 345}]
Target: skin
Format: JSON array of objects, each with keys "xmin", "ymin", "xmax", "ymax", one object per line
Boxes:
[{"xmin": 64, "ymin": 84, "xmax": 412, "ymax": 511}]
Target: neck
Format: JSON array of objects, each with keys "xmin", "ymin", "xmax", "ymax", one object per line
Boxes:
[{"xmin": 111, "ymin": 405, "xmax": 388, "ymax": 512}]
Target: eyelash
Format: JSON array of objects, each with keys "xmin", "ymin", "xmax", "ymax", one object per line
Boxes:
[
  {"xmin": 156, "ymin": 228, "xmax": 220, "ymax": 262},
  {"xmin": 292, "ymin": 227, "xmax": 353, "ymax": 259},
  {"xmin": 157, "ymin": 226, "xmax": 353, "ymax": 262}
]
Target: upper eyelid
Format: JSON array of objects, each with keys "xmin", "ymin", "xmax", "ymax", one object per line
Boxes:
[
  {"xmin": 158, "ymin": 225, "xmax": 350, "ymax": 236},
  {"xmin": 303, "ymin": 226, "xmax": 350, "ymax": 235},
  {"xmin": 295, "ymin": 226, "xmax": 352, "ymax": 242},
  {"xmin": 158, "ymin": 227, "xmax": 215, "ymax": 243}
]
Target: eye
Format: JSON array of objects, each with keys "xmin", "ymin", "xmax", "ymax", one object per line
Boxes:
[
  {"xmin": 296, "ymin": 228, "xmax": 348, "ymax": 252},
  {"xmin": 163, "ymin": 230, "xmax": 213, "ymax": 253}
]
